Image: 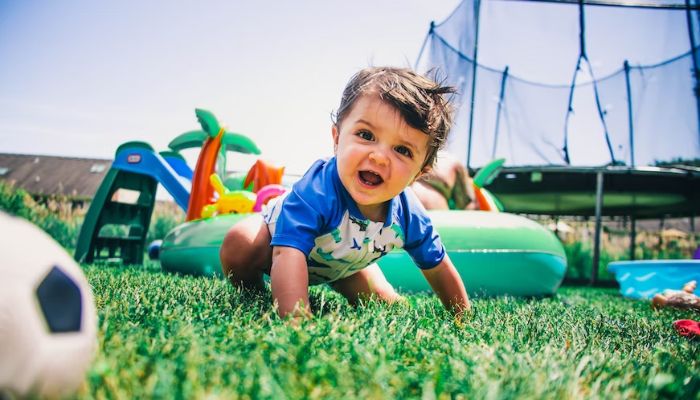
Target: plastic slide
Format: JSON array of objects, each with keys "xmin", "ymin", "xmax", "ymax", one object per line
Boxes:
[
  {"xmin": 160, "ymin": 150, "xmax": 193, "ymax": 181},
  {"xmin": 74, "ymin": 141, "xmax": 190, "ymax": 265},
  {"xmin": 111, "ymin": 142, "xmax": 191, "ymax": 211}
]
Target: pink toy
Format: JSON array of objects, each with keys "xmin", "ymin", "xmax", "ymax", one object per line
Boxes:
[
  {"xmin": 674, "ymin": 320, "xmax": 700, "ymax": 337},
  {"xmin": 253, "ymin": 184, "xmax": 286, "ymax": 212}
]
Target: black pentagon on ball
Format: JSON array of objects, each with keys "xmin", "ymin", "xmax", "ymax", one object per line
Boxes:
[{"xmin": 36, "ymin": 266, "xmax": 83, "ymax": 333}]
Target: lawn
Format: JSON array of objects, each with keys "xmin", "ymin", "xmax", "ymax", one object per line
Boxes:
[{"xmin": 75, "ymin": 262, "xmax": 700, "ymax": 399}]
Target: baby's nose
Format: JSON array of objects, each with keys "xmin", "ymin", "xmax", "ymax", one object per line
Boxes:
[{"xmin": 369, "ymin": 149, "xmax": 389, "ymax": 165}]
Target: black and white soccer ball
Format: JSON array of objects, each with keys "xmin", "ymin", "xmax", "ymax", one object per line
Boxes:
[{"xmin": 0, "ymin": 212, "xmax": 97, "ymax": 398}]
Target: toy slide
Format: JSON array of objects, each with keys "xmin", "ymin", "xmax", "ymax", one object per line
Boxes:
[
  {"xmin": 109, "ymin": 142, "xmax": 191, "ymax": 210},
  {"xmin": 160, "ymin": 150, "xmax": 193, "ymax": 181},
  {"xmin": 74, "ymin": 142, "xmax": 190, "ymax": 264},
  {"xmin": 74, "ymin": 108, "xmax": 267, "ymax": 266}
]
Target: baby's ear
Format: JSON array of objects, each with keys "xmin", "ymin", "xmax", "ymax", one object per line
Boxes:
[
  {"xmin": 331, "ymin": 125, "xmax": 339, "ymax": 153},
  {"xmin": 411, "ymin": 165, "xmax": 431, "ymax": 184}
]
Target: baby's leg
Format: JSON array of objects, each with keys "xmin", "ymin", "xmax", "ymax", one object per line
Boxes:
[
  {"xmin": 661, "ymin": 291, "xmax": 700, "ymax": 310},
  {"xmin": 450, "ymin": 164, "xmax": 476, "ymax": 210},
  {"xmin": 330, "ymin": 264, "xmax": 403, "ymax": 305},
  {"xmin": 683, "ymin": 280, "xmax": 697, "ymax": 293},
  {"xmin": 219, "ymin": 214, "xmax": 272, "ymax": 291},
  {"xmin": 411, "ymin": 180, "xmax": 450, "ymax": 210}
]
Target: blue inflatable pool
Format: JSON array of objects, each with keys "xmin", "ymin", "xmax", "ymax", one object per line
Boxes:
[{"xmin": 608, "ymin": 260, "xmax": 700, "ymax": 299}]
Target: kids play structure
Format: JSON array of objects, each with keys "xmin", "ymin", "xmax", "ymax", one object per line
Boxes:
[
  {"xmin": 74, "ymin": 109, "xmax": 266, "ymax": 265},
  {"xmin": 75, "ymin": 109, "xmax": 568, "ymax": 297},
  {"xmin": 417, "ymin": 0, "xmax": 700, "ymax": 283}
]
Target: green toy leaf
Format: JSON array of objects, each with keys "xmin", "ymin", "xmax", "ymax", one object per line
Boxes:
[
  {"xmin": 195, "ymin": 108, "xmax": 221, "ymax": 138},
  {"xmin": 474, "ymin": 158, "xmax": 506, "ymax": 188},
  {"xmin": 222, "ymin": 131, "xmax": 261, "ymax": 155},
  {"xmin": 168, "ymin": 130, "xmax": 207, "ymax": 151}
]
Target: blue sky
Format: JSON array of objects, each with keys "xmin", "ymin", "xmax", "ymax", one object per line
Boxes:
[
  {"xmin": 0, "ymin": 1, "xmax": 460, "ymax": 175},
  {"xmin": 1, "ymin": 0, "xmax": 696, "ymax": 179}
]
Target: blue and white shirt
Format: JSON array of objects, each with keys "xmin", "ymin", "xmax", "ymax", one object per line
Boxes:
[{"xmin": 262, "ymin": 157, "xmax": 445, "ymax": 285}]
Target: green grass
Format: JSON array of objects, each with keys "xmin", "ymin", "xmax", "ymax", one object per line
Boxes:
[{"xmin": 79, "ymin": 262, "xmax": 700, "ymax": 399}]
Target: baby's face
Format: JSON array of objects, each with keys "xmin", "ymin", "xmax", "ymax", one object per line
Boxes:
[{"xmin": 333, "ymin": 94, "xmax": 429, "ymax": 221}]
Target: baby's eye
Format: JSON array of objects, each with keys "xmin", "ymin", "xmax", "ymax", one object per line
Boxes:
[
  {"xmin": 357, "ymin": 130, "xmax": 374, "ymax": 141},
  {"xmin": 395, "ymin": 145, "xmax": 413, "ymax": 158}
]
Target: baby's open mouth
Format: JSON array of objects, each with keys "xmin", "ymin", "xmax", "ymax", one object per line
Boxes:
[{"xmin": 359, "ymin": 170, "xmax": 384, "ymax": 186}]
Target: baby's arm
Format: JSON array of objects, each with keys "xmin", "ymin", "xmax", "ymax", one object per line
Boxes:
[
  {"xmin": 421, "ymin": 255, "xmax": 471, "ymax": 315},
  {"xmin": 270, "ymin": 246, "xmax": 311, "ymax": 318}
]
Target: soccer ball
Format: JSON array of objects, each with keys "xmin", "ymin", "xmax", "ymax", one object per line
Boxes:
[{"xmin": 0, "ymin": 212, "xmax": 97, "ymax": 398}]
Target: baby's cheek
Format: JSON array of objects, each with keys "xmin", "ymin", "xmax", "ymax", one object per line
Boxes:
[{"xmin": 401, "ymin": 162, "xmax": 421, "ymax": 181}]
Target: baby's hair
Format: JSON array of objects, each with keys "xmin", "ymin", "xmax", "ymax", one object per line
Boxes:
[{"xmin": 332, "ymin": 66, "xmax": 456, "ymax": 169}]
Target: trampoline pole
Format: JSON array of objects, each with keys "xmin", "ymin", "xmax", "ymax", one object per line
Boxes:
[
  {"xmin": 685, "ymin": 0, "xmax": 700, "ymax": 140},
  {"xmin": 592, "ymin": 170, "xmax": 604, "ymax": 285},
  {"xmin": 492, "ymin": 66, "xmax": 509, "ymax": 160},
  {"xmin": 624, "ymin": 60, "xmax": 635, "ymax": 167},
  {"xmin": 466, "ymin": 0, "xmax": 482, "ymax": 169},
  {"xmin": 691, "ymin": 214, "xmax": 696, "ymax": 233},
  {"xmin": 630, "ymin": 216, "xmax": 637, "ymax": 261}
]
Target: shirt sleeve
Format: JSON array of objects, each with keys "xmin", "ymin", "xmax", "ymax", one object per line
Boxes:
[
  {"xmin": 269, "ymin": 160, "xmax": 330, "ymax": 256},
  {"xmin": 269, "ymin": 190, "xmax": 324, "ymax": 256},
  {"xmin": 401, "ymin": 189, "xmax": 446, "ymax": 270}
]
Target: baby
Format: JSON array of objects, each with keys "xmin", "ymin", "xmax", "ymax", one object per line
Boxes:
[
  {"xmin": 411, "ymin": 151, "xmax": 477, "ymax": 211},
  {"xmin": 219, "ymin": 67, "xmax": 471, "ymax": 318},
  {"xmin": 652, "ymin": 280, "xmax": 700, "ymax": 311}
]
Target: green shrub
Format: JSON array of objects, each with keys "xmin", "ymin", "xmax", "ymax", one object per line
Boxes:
[
  {"xmin": 0, "ymin": 180, "xmax": 34, "ymax": 219},
  {"xmin": 563, "ymin": 241, "xmax": 588, "ymax": 280},
  {"xmin": 0, "ymin": 181, "xmax": 80, "ymax": 249},
  {"xmin": 562, "ymin": 227, "xmax": 697, "ymax": 282},
  {"xmin": 146, "ymin": 202, "xmax": 185, "ymax": 243},
  {"xmin": 38, "ymin": 212, "xmax": 80, "ymax": 248},
  {"xmin": 563, "ymin": 241, "xmax": 619, "ymax": 281}
]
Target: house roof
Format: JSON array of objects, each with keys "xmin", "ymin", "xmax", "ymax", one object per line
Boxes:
[{"xmin": 0, "ymin": 153, "xmax": 112, "ymax": 199}]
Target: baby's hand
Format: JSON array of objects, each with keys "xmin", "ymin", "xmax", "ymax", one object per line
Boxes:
[
  {"xmin": 452, "ymin": 307, "xmax": 472, "ymax": 328},
  {"xmin": 286, "ymin": 313, "xmax": 311, "ymax": 327},
  {"xmin": 270, "ymin": 246, "xmax": 311, "ymax": 318},
  {"xmin": 273, "ymin": 295, "xmax": 313, "ymax": 321},
  {"xmin": 390, "ymin": 294, "xmax": 408, "ymax": 305}
]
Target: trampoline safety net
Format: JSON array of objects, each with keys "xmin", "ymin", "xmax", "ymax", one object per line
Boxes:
[{"xmin": 416, "ymin": 0, "xmax": 700, "ymax": 168}]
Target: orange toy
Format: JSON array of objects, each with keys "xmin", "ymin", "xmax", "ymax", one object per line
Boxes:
[
  {"xmin": 243, "ymin": 159, "xmax": 285, "ymax": 193},
  {"xmin": 185, "ymin": 129, "xmax": 224, "ymax": 221},
  {"xmin": 473, "ymin": 184, "xmax": 499, "ymax": 212}
]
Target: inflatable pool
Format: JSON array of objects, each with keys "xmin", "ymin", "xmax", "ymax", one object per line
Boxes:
[
  {"xmin": 160, "ymin": 211, "xmax": 567, "ymax": 297},
  {"xmin": 608, "ymin": 260, "xmax": 700, "ymax": 299}
]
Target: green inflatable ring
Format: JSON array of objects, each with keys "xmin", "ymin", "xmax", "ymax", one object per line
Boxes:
[{"xmin": 159, "ymin": 211, "xmax": 567, "ymax": 297}]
